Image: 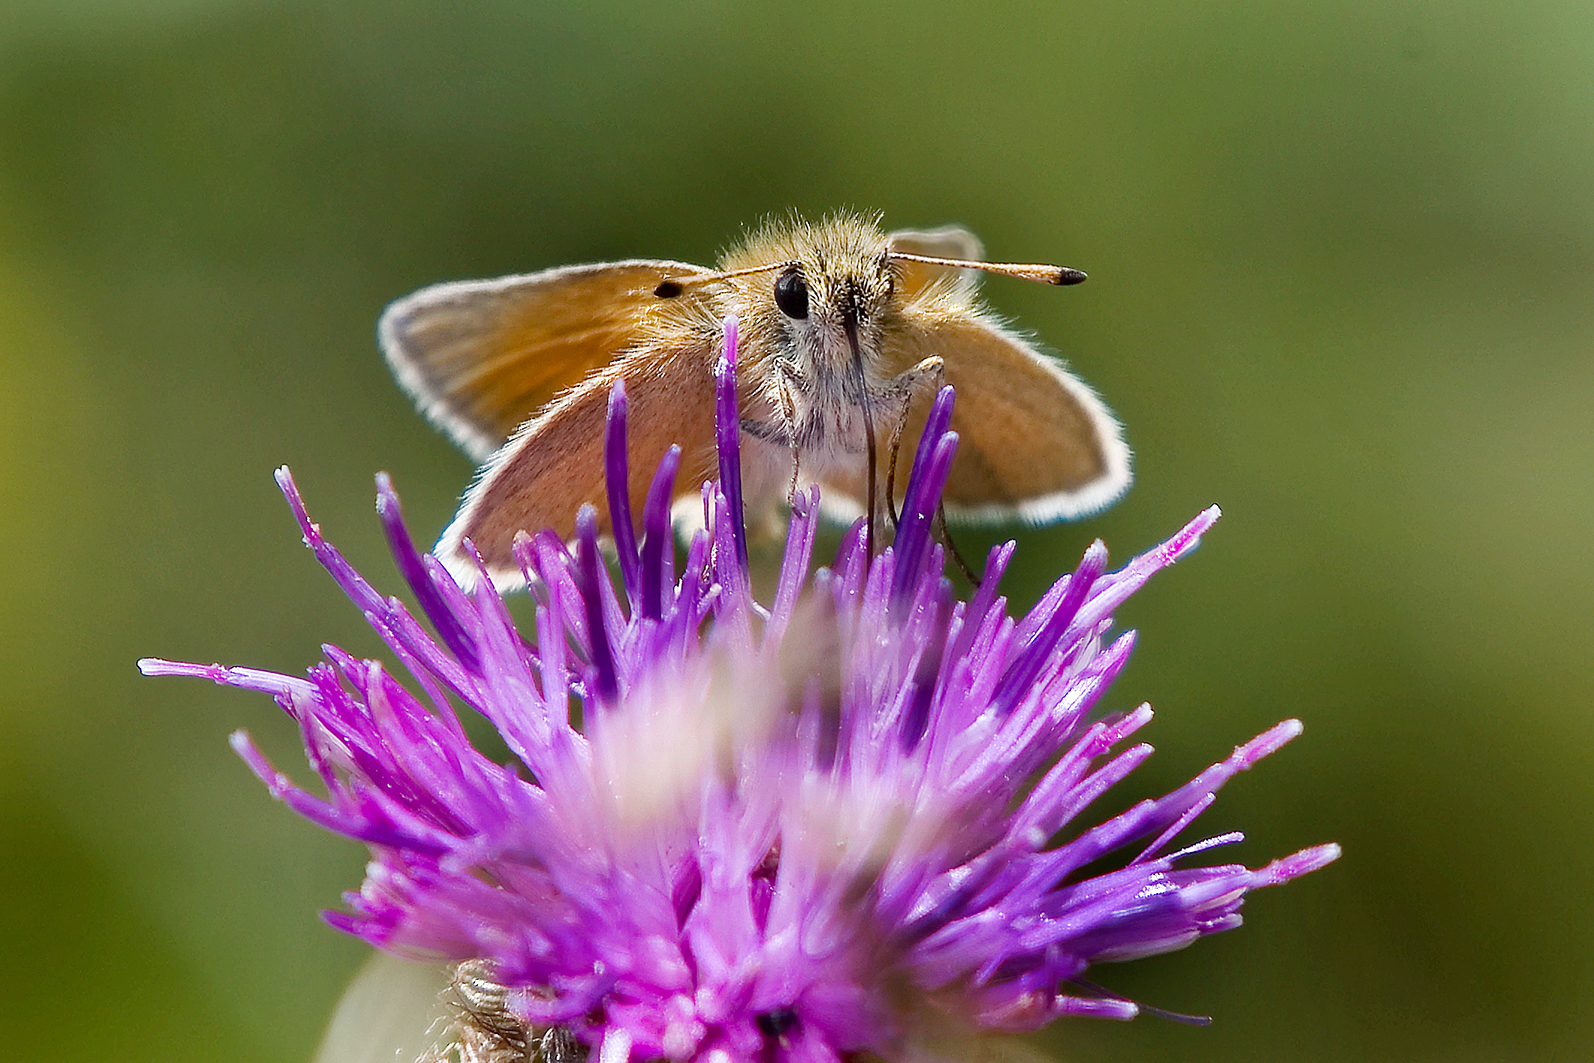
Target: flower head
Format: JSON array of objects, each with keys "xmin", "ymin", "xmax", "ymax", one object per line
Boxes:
[{"xmin": 143, "ymin": 317, "xmax": 1337, "ymax": 1063}]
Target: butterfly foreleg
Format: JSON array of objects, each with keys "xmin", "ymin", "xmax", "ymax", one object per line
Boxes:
[{"xmin": 878, "ymin": 355, "xmax": 946, "ymax": 528}]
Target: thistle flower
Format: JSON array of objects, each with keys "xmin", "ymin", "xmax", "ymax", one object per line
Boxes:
[{"xmin": 142, "ymin": 317, "xmax": 1337, "ymax": 1063}]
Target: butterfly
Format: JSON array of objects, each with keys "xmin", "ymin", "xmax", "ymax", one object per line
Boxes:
[{"xmin": 380, "ymin": 211, "xmax": 1130, "ymax": 589}]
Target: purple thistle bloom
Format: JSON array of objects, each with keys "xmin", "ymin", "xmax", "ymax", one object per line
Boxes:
[{"xmin": 143, "ymin": 317, "xmax": 1337, "ymax": 1063}]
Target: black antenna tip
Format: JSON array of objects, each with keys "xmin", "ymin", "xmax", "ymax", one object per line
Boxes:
[
  {"xmin": 654, "ymin": 280, "xmax": 683, "ymax": 298},
  {"xmin": 1056, "ymin": 268, "xmax": 1088, "ymax": 285}
]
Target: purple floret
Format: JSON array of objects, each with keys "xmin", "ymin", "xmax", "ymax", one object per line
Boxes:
[{"xmin": 142, "ymin": 315, "xmax": 1337, "ymax": 1063}]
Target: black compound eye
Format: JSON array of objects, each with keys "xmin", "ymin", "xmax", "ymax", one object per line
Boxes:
[{"xmin": 773, "ymin": 267, "xmax": 809, "ymax": 319}]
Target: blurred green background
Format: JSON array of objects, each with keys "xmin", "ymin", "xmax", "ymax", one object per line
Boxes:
[{"xmin": 2, "ymin": 1, "xmax": 1590, "ymax": 1061}]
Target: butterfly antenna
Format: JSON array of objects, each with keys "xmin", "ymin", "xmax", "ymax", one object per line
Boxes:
[
  {"xmin": 888, "ymin": 251, "xmax": 1087, "ymax": 286},
  {"xmin": 654, "ymin": 261, "xmax": 795, "ymax": 298}
]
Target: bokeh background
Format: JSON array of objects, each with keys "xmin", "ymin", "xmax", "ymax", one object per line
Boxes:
[{"xmin": 3, "ymin": 2, "xmax": 1591, "ymax": 1061}]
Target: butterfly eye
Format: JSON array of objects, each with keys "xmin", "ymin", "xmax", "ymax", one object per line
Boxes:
[{"xmin": 773, "ymin": 267, "xmax": 809, "ymax": 320}]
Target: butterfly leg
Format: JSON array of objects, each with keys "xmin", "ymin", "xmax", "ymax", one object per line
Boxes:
[
  {"xmin": 935, "ymin": 501, "xmax": 982, "ymax": 589},
  {"xmin": 878, "ymin": 355, "xmax": 982, "ymax": 589},
  {"xmin": 778, "ymin": 384, "xmax": 802, "ymax": 508},
  {"xmin": 879, "ymin": 356, "xmax": 945, "ymax": 529}
]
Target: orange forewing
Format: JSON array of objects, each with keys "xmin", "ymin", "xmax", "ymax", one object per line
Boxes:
[{"xmin": 380, "ymin": 260, "xmax": 711, "ymax": 461}]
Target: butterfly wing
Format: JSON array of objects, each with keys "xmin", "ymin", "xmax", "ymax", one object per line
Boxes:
[
  {"xmin": 380, "ymin": 259, "xmax": 712, "ymax": 461},
  {"xmin": 436, "ymin": 338, "xmax": 719, "ymax": 590},
  {"xmin": 841, "ymin": 304, "xmax": 1130, "ymax": 525}
]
